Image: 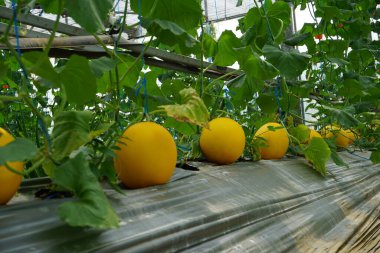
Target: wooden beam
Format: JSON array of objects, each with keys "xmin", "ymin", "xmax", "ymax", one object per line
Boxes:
[
  {"xmin": 0, "ymin": 35, "xmax": 242, "ymax": 80},
  {"xmin": 0, "ymin": 6, "xmax": 88, "ymax": 36},
  {"xmin": 0, "ymin": 22, "xmax": 49, "ymax": 38}
]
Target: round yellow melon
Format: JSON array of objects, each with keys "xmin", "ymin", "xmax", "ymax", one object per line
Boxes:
[
  {"xmin": 309, "ymin": 129, "xmax": 322, "ymax": 141},
  {"xmin": 200, "ymin": 117, "xmax": 245, "ymax": 165},
  {"xmin": 0, "ymin": 128, "xmax": 24, "ymax": 205},
  {"xmin": 254, "ymin": 122, "xmax": 289, "ymax": 159},
  {"xmin": 114, "ymin": 122, "xmax": 177, "ymax": 189}
]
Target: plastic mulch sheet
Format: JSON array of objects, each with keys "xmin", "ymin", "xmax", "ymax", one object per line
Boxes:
[{"xmin": 0, "ymin": 152, "xmax": 379, "ymax": 252}]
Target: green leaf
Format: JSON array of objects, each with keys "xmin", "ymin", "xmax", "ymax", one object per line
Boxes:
[
  {"xmin": 319, "ymin": 40, "xmax": 349, "ymax": 58},
  {"xmin": 130, "ymin": 0, "xmax": 202, "ymax": 32},
  {"xmin": 303, "ymin": 138, "xmax": 331, "ymax": 176},
  {"xmin": 0, "ymin": 138, "xmax": 37, "ymax": 165},
  {"xmin": 52, "ymin": 111, "xmax": 93, "ymax": 161},
  {"xmin": 256, "ymin": 94, "xmax": 277, "ymax": 114},
  {"xmin": 324, "ymin": 139, "xmax": 348, "ymax": 167},
  {"xmin": 37, "ymin": 0, "xmax": 61, "ymax": 14},
  {"xmin": 289, "ymin": 124, "xmax": 310, "ymax": 144},
  {"xmin": 22, "ymin": 52, "xmax": 60, "ymax": 84},
  {"xmin": 0, "ymin": 61, "xmax": 7, "ymax": 80},
  {"xmin": 54, "ymin": 153, "xmax": 119, "ymax": 229},
  {"xmin": 159, "ymin": 88, "xmax": 210, "ymax": 128},
  {"xmin": 327, "ymin": 57, "xmax": 349, "ymax": 66},
  {"xmin": 284, "ymin": 32, "xmax": 311, "ymax": 46},
  {"xmin": 230, "ymin": 74, "xmax": 264, "ymax": 105},
  {"xmin": 65, "ymin": 0, "xmax": 113, "ymax": 33},
  {"xmin": 316, "ymin": 5, "xmax": 341, "ymax": 21},
  {"xmin": 236, "ymin": 0, "xmax": 243, "ymax": 7},
  {"xmin": 338, "ymin": 79, "xmax": 364, "ymax": 98},
  {"xmin": 42, "ymin": 159, "xmax": 56, "ymax": 178},
  {"xmin": 263, "ymin": 45, "xmax": 311, "ymax": 79},
  {"xmin": 370, "ymin": 150, "xmax": 380, "ymax": 164},
  {"xmin": 348, "ymin": 49, "xmax": 374, "ymax": 72},
  {"xmin": 164, "ymin": 117, "xmax": 197, "ymax": 136},
  {"xmin": 60, "ymin": 55, "xmax": 97, "ymax": 105},
  {"xmin": 319, "ymin": 105, "xmax": 361, "ymax": 127},
  {"xmin": 214, "ymin": 30, "xmax": 241, "ymax": 67},
  {"xmin": 251, "ymin": 136, "xmax": 268, "ymax": 161},
  {"xmin": 161, "ymin": 79, "xmax": 186, "ymax": 103},
  {"xmin": 98, "ymin": 54, "xmax": 142, "ymax": 93},
  {"xmin": 202, "ymin": 33, "xmax": 217, "ymax": 58},
  {"xmin": 89, "ymin": 57, "xmax": 117, "ymax": 78},
  {"xmin": 267, "ymin": 1, "xmax": 291, "ymax": 28},
  {"xmin": 234, "ymin": 47, "xmax": 279, "ymax": 81},
  {"xmin": 141, "ymin": 18, "xmax": 199, "ymax": 51}
]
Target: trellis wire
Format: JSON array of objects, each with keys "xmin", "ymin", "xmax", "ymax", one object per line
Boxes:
[
  {"xmin": 133, "ymin": 0, "xmax": 149, "ymax": 116},
  {"xmin": 11, "ymin": 0, "xmax": 52, "ymax": 148}
]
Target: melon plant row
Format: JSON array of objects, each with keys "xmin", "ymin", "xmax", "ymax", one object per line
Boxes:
[{"xmin": 0, "ymin": 0, "xmax": 379, "ymax": 229}]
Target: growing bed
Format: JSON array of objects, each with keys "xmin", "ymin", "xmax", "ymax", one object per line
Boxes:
[{"xmin": 1, "ymin": 152, "xmax": 379, "ymax": 253}]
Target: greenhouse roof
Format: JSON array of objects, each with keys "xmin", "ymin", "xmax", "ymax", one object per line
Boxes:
[
  {"xmin": 112, "ymin": 0, "xmax": 259, "ymax": 24},
  {"xmin": 1, "ymin": 152, "xmax": 379, "ymax": 252}
]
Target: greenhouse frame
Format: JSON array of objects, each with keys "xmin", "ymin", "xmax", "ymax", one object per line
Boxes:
[{"xmin": 0, "ymin": 0, "xmax": 379, "ymax": 252}]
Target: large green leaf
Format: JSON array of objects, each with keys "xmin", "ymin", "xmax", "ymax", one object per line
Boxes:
[
  {"xmin": 65, "ymin": 0, "xmax": 113, "ymax": 33},
  {"xmin": 230, "ymin": 74, "xmax": 264, "ymax": 105},
  {"xmin": 130, "ymin": 0, "xmax": 202, "ymax": 32},
  {"xmin": 284, "ymin": 32, "xmax": 311, "ymax": 46},
  {"xmin": 318, "ymin": 40, "xmax": 349, "ymax": 58},
  {"xmin": 266, "ymin": 1, "xmax": 291, "ymax": 28},
  {"xmin": 241, "ymin": 1, "xmax": 290, "ymax": 48},
  {"xmin": 289, "ymin": 124, "xmax": 310, "ymax": 144},
  {"xmin": 263, "ymin": 45, "xmax": 311, "ymax": 79},
  {"xmin": 319, "ymin": 105, "xmax": 361, "ymax": 127},
  {"xmin": 338, "ymin": 79, "xmax": 364, "ymax": 98},
  {"xmin": 164, "ymin": 117, "xmax": 197, "ymax": 136},
  {"xmin": 0, "ymin": 138, "xmax": 37, "ymax": 165},
  {"xmin": 54, "ymin": 153, "xmax": 119, "ymax": 229},
  {"xmin": 52, "ymin": 111, "xmax": 93, "ymax": 161},
  {"xmin": 316, "ymin": 5, "xmax": 341, "ymax": 21},
  {"xmin": 98, "ymin": 54, "xmax": 142, "ymax": 94},
  {"xmin": 234, "ymin": 47, "xmax": 279, "ymax": 81},
  {"xmin": 159, "ymin": 88, "xmax": 210, "ymax": 128},
  {"xmin": 324, "ymin": 139, "xmax": 348, "ymax": 167},
  {"xmin": 303, "ymin": 137, "xmax": 331, "ymax": 176},
  {"xmin": 37, "ymin": 0, "xmax": 61, "ymax": 14},
  {"xmin": 161, "ymin": 79, "xmax": 187, "ymax": 104},
  {"xmin": 126, "ymin": 70, "xmax": 171, "ymax": 111},
  {"xmin": 214, "ymin": 30, "xmax": 241, "ymax": 67},
  {"xmin": 256, "ymin": 94, "xmax": 277, "ymax": 114},
  {"xmin": 89, "ymin": 57, "xmax": 117, "ymax": 78},
  {"xmin": 59, "ymin": 55, "xmax": 97, "ymax": 106},
  {"xmin": 141, "ymin": 18, "xmax": 199, "ymax": 51},
  {"xmin": 202, "ymin": 33, "xmax": 217, "ymax": 58},
  {"xmin": 22, "ymin": 52, "xmax": 60, "ymax": 84}
]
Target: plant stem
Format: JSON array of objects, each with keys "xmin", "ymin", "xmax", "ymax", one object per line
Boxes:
[
  {"xmin": 119, "ymin": 36, "xmax": 153, "ymax": 83},
  {"xmin": 199, "ymin": 22, "xmax": 205, "ymax": 98},
  {"xmin": 20, "ymin": 92, "xmax": 48, "ymax": 128},
  {"xmin": 203, "ymin": 69, "xmax": 240, "ymax": 94},
  {"xmin": 4, "ymin": 162, "xmax": 25, "ymax": 176},
  {"xmin": 43, "ymin": 0, "xmax": 63, "ymax": 55},
  {"xmin": 0, "ymin": 95, "xmax": 22, "ymax": 102},
  {"xmin": 116, "ymin": 0, "xmax": 129, "ymax": 45}
]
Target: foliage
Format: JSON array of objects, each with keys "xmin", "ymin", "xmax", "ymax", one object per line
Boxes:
[
  {"xmin": 159, "ymin": 88, "xmax": 209, "ymax": 128},
  {"xmin": 54, "ymin": 153, "xmax": 119, "ymax": 228},
  {"xmin": 0, "ymin": 0, "xmax": 379, "ymax": 228}
]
